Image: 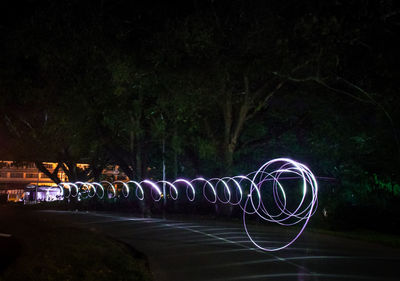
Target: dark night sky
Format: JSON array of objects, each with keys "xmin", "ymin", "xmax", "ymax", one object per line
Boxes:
[{"xmin": 1, "ymin": 0, "xmax": 399, "ymax": 168}]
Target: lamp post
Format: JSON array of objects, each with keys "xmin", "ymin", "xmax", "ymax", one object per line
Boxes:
[{"xmin": 161, "ymin": 113, "xmax": 166, "ymax": 209}]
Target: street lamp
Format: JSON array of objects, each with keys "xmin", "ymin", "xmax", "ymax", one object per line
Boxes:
[{"xmin": 161, "ymin": 113, "xmax": 166, "ymax": 209}]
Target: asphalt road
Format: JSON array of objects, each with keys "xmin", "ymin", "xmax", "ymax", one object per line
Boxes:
[{"xmin": 25, "ymin": 209, "xmax": 398, "ymax": 281}]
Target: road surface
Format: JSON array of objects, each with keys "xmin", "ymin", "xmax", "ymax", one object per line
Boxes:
[{"xmin": 25, "ymin": 210, "xmax": 399, "ymax": 281}]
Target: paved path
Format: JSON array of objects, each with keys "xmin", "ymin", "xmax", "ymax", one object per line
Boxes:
[{"xmin": 34, "ymin": 210, "xmax": 400, "ymax": 281}]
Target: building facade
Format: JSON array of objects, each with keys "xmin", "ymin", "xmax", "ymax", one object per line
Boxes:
[
  {"xmin": 0, "ymin": 161, "xmax": 81, "ymax": 202},
  {"xmin": 0, "ymin": 161, "xmax": 128, "ymax": 202}
]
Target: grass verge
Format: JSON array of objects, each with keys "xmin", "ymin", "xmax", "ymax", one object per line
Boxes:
[{"xmin": 0, "ymin": 208, "xmax": 153, "ymax": 281}]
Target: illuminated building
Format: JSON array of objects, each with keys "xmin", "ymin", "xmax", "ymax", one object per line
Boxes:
[
  {"xmin": 0, "ymin": 161, "xmax": 86, "ymax": 202},
  {"xmin": 0, "ymin": 161, "xmax": 128, "ymax": 202}
]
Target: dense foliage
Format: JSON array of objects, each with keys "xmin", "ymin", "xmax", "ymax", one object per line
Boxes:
[{"xmin": 1, "ymin": 0, "xmax": 399, "ymax": 231}]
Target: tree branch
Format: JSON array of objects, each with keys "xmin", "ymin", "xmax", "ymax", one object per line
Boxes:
[
  {"xmin": 272, "ymin": 71, "xmax": 372, "ymax": 104},
  {"xmin": 35, "ymin": 161, "xmax": 61, "ymax": 184},
  {"xmin": 246, "ymin": 81, "xmax": 284, "ymax": 121}
]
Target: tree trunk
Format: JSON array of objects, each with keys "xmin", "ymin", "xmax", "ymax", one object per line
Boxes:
[
  {"xmin": 221, "ymin": 88, "xmax": 249, "ymax": 174},
  {"xmin": 172, "ymin": 126, "xmax": 178, "ymax": 179},
  {"xmin": 223, "ymin": 145, "xmax": 234, "ymax": 174},
  {"xmin": 35, "ymin": 161, "xmax": 61, "ymax": 184},
  {"xmin": 222, "ymin": 90, "xmax": 233, "ymax": 174},
  {"xmin": 135, "ymin": 140, "xmax": 142, "ymax": 180}
]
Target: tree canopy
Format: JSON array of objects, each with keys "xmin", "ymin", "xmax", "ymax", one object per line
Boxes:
[{"xmin": 1, "ymin": 0, "xmax": 399, "ymax": 227}]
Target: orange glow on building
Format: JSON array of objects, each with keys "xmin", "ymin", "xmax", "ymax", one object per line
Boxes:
[{"xmin": 0, "ymin": 161, "xmax": 90, "ymax": 202}]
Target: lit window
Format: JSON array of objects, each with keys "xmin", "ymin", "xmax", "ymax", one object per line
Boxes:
[
  {"xmin": 10, "ymin": 172, "xmax": 23, "ymax": 178},
  {"xmin": 40, "ymin": 173, "xmax": 49, "ymax": 178}
]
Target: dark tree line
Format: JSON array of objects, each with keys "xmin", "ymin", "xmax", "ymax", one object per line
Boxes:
[{"xmin": 1, "ymin": 0, "xmax": 399, "ymax": 229}]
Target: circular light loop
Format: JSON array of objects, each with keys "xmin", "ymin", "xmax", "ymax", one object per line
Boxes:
[{"xmin": 59, "ymin": 158, "xmax": 317, "ymax": 251}]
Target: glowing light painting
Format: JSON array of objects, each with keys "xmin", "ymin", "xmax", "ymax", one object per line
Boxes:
[{"xmin": 56, "ymin": 158, "xmax": 318, "ymax": 251}]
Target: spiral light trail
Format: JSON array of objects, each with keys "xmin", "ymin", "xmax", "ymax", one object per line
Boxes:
[{"xmin": 55, "ymin": 158, "xmax": 318, "ymax": 251}]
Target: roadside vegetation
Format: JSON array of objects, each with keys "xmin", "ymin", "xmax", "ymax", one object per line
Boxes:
[{"xmin": 0, "ymin": 207, "xmax": 153, "ymax": 281}]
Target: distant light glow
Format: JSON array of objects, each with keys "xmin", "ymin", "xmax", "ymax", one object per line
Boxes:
[{"xmin": 60, "ymin": 158, "xmax": 318, "ymax": 251}]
